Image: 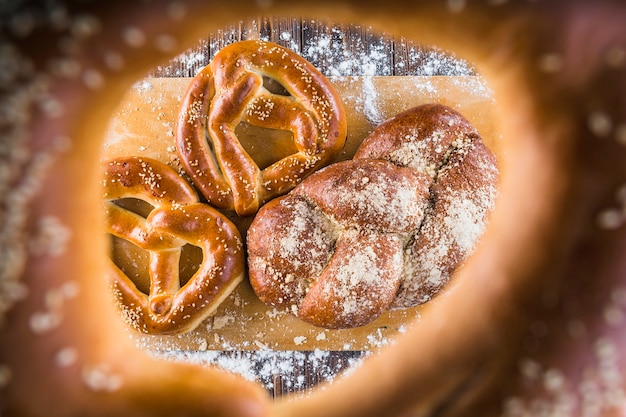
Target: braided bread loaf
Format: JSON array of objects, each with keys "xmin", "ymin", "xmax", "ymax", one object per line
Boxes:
[{"xmin": 247, "ymin": 104, "xmax": 499, "ymax": 328}]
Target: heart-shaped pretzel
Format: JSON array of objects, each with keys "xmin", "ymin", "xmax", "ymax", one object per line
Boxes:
[
  {"xmin": 176, "ymin": 40, "xmax": 347, "ymax": 216},
  {"xmin": 103, "ymin": 157, "xmax": 244, "ymax": 334},
  {"xmin": 247, "ymin": 104, "xmax": 499, "ymax": 328}
]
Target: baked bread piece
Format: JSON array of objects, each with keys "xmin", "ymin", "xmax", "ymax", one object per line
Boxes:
[
  {"xmin": 355, "ymin": 103, "xmax": 500, "ymax": 307},
  {"xmin": 176, "ymin": 40, "xmax": 347, "ymax": 216},
  {"xmin": 247, "ymin": 104, "xmax": 499, "ymax": 328},
  {"xmin": 103, "ymin": 156, "xmax": 244, "ymax": 334}
]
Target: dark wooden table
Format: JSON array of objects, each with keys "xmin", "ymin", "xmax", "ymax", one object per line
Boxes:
[{"xmin": 149, "ymin": 17, "xmax": 476, "ymax": 78}]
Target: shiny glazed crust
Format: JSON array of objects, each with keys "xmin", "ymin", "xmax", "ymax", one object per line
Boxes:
[
  {"xmin": 103, "ymin": 157, "xmax": 245, "ymax": 334},
  {"xmin": 247, "ymin": 104, "xmax": 499, "ymax": 328},
  {"xmin": 2, "ymin": 1, "xmax": 626, "ymax": 417},
  {"xmin": 176, "ymin": 39, "xmax": 347, "ymax": 216}
]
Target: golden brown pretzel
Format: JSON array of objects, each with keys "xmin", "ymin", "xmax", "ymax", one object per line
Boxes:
[
  {"xmin": 103, "ymin": 157, "xmax": 244, "ymax": 334},
  {"xmin": 247, "ymin": 104, "xmax": 499, "ymax": 328},
  {"xmin": 176, "ymin": 39, "xmax": 347, "ymax": 216},
  {"xmin": 2, "ymin": 1, "xmax": 626, "ymax": 417}
]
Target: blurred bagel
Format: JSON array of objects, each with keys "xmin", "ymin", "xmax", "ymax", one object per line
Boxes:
[{"xmin": 1, "ymin": 1, "xmax": 625, "ymax": 417}]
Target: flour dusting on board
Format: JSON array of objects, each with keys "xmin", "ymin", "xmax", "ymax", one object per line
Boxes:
[
  {"xmin": 152, "ymin": 349, "xmax": 369, "ymax": 395},
  {"xmin": 150, "ymin": 21, "xmax": 476, "ymax": 78},
  {"xmin": 361, "ymin": 77, "xmax": 384, "ymax": 126}
]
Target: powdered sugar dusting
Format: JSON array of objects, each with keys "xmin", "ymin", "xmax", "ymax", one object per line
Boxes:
[{"xmin": 249, "ymin": 105, "xmax": 499, "ymax": 323}]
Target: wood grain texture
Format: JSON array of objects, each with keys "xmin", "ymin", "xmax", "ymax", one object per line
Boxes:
[{"xmin": 149, "ymin": 18, "xmax": 476, "ymax": 78}]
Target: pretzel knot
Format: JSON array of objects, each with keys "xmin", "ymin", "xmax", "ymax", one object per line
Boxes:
[
  {"xmin": 247, "ymin": 104, "xmax": 500, "ymax": 329},
  {"xmin": 103, "ymin": 156, "xmax": 244, "ymax": 334},
  {"xmin": 176, "ymin": 40, "xmax": 347, "ymax": 216}
]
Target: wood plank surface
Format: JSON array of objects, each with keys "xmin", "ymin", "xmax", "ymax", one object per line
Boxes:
[{"xmin": 148, "ymin": 18, "xmax": 476, "ymax": 78}]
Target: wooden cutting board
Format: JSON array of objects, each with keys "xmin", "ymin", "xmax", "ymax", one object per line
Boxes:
[{"xmin": 101, "ymin": 75, "xmax": 502, "ymax": 353}]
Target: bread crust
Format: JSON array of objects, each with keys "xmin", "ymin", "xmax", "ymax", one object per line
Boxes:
[
  {"xmin": 247, "ymin": 104, "xmax": 499, "ymax": 328},
  {"xmin": 177, "ymin": 40, "xmax": 347, "ymax": 216}
]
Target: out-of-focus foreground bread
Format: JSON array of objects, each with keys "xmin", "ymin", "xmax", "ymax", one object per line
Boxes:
[{"xmin": 1, "ymin": 1, "xmax": 625, "ymax": 417}]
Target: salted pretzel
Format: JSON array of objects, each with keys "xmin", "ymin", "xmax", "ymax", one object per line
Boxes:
[
  {"xmin": 3, "ymin": 1, "xmax": 626, "ymax": 417},
  {"xmin": 103, "ymin": 156, "xmax": 244, "ymax": 334},
  {"xmin": 176, "ymin": 39, "xmax": 347, "ymax": 216},
  {"xmin": 247, "ymin": 104, "xmax": 499, "ymax": 328}
]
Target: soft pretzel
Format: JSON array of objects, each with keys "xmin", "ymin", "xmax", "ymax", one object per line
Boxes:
[
  {"xmin": 3, "ymin": 1, "xmax": 626, "ymax": 417},
  {"xmin": 176, "ymin": 39, "xmax": 347, "ymax": 216},
  {"xmin": 247, "ymin": 104, "xmax": 499, "ymax": 328},
  {"xmin": 103, "ymin": 157, "xmax": 244, "ymax": 334}
]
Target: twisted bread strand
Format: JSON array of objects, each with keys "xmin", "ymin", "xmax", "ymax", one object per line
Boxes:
[
  {"xmin": 355, "ymin": 104, "xmax": 500, "ymax": 308},
  {"xmin": 103, "ymin": 157, "xmax": 244, "ymax": 334},
  {"xmin": 177, "ymin": 40, "xmax": 347, "ymax": 216}
]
